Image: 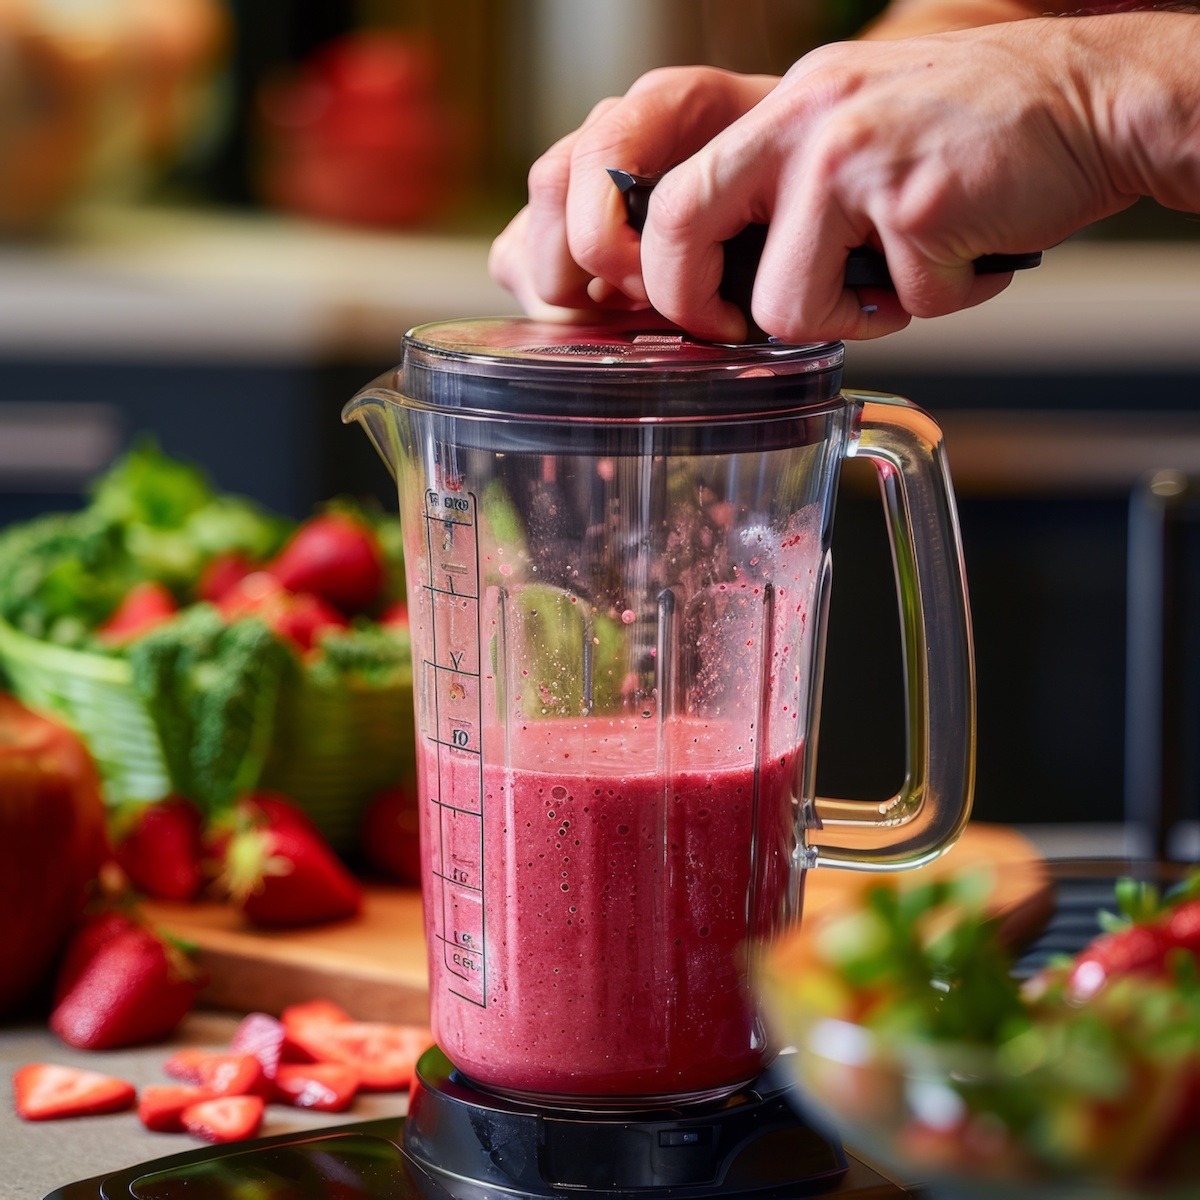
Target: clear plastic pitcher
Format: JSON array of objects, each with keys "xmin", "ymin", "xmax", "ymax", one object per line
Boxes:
[{"xmin": 345, "ymin": 318, "xmax": 974, "ymax": 1107}]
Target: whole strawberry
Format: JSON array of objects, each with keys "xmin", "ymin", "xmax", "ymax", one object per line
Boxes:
[
  {"xmin": 220, "ymin": 792, "xmax": 363, "ymax": 929},
  {"xmin": 267, "ymin": 512, "xmax": 384, "ymax": 615},
  {"xmin": 50, "ymin": 913, "xmax": 202, "ymax": 1050},
  {"xmin": 97, "ymin": 581, "xmax": 178, "ymax": 644},
  {"xmin": 111, "ymin": 796, "xmax": 206, "ymax": 902}
]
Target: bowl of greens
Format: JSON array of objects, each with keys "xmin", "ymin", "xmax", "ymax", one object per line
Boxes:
[
  {"xmin": 0, "ymin": 440, "xmax": 415, "ymax": 854},
  {"xmin": 765, "ymin": 868, "xmax": 1200, "ymax": 1199}
]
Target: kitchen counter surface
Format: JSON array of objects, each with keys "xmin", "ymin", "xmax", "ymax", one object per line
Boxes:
[{"xmin": 1, "ymin": 205, "xmax": 1198, "ymax": 370}]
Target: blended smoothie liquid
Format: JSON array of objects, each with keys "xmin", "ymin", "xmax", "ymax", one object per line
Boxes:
[{"xmin": 419, "ymin": 717, "xmax": 800, "ymax": 1104}]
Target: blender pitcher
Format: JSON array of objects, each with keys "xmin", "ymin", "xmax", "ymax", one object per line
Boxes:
[{"xmin": 345, "ymin": 317, "xmax": 974, "ymax": 1108}]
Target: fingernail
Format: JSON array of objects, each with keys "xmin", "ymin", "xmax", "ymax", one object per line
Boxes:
[{"xmin": 860, "ymin": 304, "xmax": 878, "ymax": 315}]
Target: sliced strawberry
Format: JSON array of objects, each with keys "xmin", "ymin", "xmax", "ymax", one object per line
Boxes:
[
  {"xmin": 111, "ymin": 797, "xmax": 206, "ymax": 903},
  {"xmin": 14, "ymin": 1063, "xmax": 136, "ymax": 1121},
  {"xmin": 272, "ymin": 1062, "xmax": 360, "ymax": 1112},
  {"xmin": 50, "ymin": 922, "xmax": 201, "ymax": 1051},
  {"xmin": 162, "ymin": 1046, "xmax": 211, "ymax": 1084},
  {"xmin": 285, "ymin": 1020, "xmax": 431, "ymax": 1091},
  {"xmin": 97, "ymin": 581, "xmax": 178, "ymax": 644},
  {"xmin": 230, "ymin": 1012, "xmax": 287, "ymax": 1080},
  {"xmin": 138, "ymin": 1084, "xmax": 214, "ymax": 1133},
  {"xmin": 192, "ymin": 1052, "xmax": 268, "ymax": 1097},
  {"xmin": 180, "ymin": 1094, "xmax": 264, "ymax": 1144},
  {"xmin": 268, "ymin": 512, "xmax": 385, "ymax": 615},
  {"xmin": 219, "ymin": 794, "xmax": 362, "ymax": 929},
  {"xmin": 280, "ymin": 998, "xmax": 353, "ymax": 1034}
]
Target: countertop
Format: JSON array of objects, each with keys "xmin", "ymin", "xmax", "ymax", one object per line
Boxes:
[{"xmin": 1, "ymin": 205, "xmax": 1198, "ymax": 371}]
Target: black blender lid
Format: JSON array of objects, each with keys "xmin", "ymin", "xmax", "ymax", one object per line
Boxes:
[{"xmin": 396, "ymin": 317, "xmax": 844, "ymax": 424}]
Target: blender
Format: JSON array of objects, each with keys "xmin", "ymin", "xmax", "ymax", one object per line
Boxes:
[
  {"xmin": 343, "ymin": 316, "xmax": 975, "ymax": 1198},
  {"xmin": 43, "ymin": 319, "xmax": 972, "ymax": 1200}
]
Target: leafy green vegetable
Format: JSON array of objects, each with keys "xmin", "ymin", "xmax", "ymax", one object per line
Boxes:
[
  {"xmin": 127, "ymin": 605, "xmax": 294, "ymax": 814},
  {"xmin": 90, "ymin": 436, "xmax": 213, "ymax": 530},
  {"xmin": 307, "ymin": 621, "xmax": 412, "ymax": 688},
  {"xmin": 0, "ymin": 510, "xmax": 135, "ymax": 644}
]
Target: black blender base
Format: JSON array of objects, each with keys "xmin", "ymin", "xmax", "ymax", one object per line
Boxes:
[
  {"xmin": 45, "ymin": 1053, "xmax": 913, "ymax": 1200},
  {"xmin": 404, "ymin": 1047, "xmax": 848, "ymax": 1199}
]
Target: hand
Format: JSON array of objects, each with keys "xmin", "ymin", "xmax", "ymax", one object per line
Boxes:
[
  {"xmin": 492, "ymin": 15, "xmax": 1180, "ymax": 343},
  {"xmin": 488, "ymin": 68, "xmax": 778, "ymax": 324}
]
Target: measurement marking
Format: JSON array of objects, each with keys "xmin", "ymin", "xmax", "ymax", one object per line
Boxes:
[
  {"xmin": 449, "ymin": 989, "xmax": 487, "ymax": 1009},
  {"xmin": 436, "ymin": 932, "xmax": 484, "ymax": 951},
  {"xmin": 431, "ymin": 870, "xmax": 482, "ymax": 893},
  {"xmin": 425, "ymin": 584, "xmax": 478, "ymax": 600},
  {"xmin": 422, "ymin": 657, "xmax": 480, "ymax": 677}
]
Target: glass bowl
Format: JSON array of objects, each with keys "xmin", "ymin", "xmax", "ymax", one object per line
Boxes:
[{"xmin": 764, "ymin": 868, "xmax": 1200, "ymax": 1200}]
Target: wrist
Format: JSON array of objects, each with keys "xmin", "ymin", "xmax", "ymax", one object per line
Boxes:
[{"xmin": 1071, "ymin": 12, "xmax": 1200, "ymax": 208}]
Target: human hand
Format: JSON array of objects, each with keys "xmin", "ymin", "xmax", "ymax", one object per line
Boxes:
[{"xmin": 492, "ymin": 19, "xmax": 1148, "ymax": 342}]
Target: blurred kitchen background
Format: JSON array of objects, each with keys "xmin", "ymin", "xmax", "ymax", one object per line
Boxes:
[{"xmin": 2, "ymin": 0, "xmax": 1198, "ymax": 848}]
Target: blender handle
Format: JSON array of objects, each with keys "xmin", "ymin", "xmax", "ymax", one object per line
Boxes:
[{"xmin": 808, "ymin": 392, "xmax": 976, "ymax": 871}]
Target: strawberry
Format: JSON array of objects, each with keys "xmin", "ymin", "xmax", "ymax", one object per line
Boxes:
[
  {"xmin": 111, "ymin": 797, "xmax": 206, "ymax": 902},
  {"xmin": 138, "ymin": 1084, "xmax": 214, "ymax": 1133},
  {"xmin": 1065, "ymin": 876, "xmax": 1200, "ymax": 1000},
  {"xmin": 14, "ymin": 1063, "xmax": 136, "ymax": 1121},
  {"xmin": 97, "ymin": 581, "xmax": 178, "ymax": 644},
  {"xmin": 219, "ymin": 573, "xmax": 348, "ymax": 652},
  {"xmin": 230, "ymin": 1012, "xmax": 287, "ymax": 1081},
  {"xmin": 268, "ymin": 512, "xmax": 385, "ymax": 615},
  {"xmin": 191, "ymin": 1052, "xmax": 268, "ymax": 1097},
  {"xmin": 198, "ymin": 551, "xmax": 257, "ymax": 604},
  {"xmin": 360, "ymin": 782, "xmax": 420, "ymax": 885},
  {"xmin": 180, "ymin": 1094, "xmax": 264, "ymax": 1144},
  {"xmin": 50, "ymin": 920, "xmax": 201, "ymax": 1050},
  {"xmin": 284, "ymin": 1019, "xmax": 431, "ymax": 1091},
  {"xmin": 52, "ymin": 910, "xmax": 140, "ymax": 1005},
  {"xmin": 272, "ymin": 1062, "xmax": 359, "ymax": 1112},
  {"xmin": 219, "ymin": 793, "xmax": 362, "ymax": 929},
  {"xmin": 379, "ymin": 600, "xmax": 409, "ymax": 629}
]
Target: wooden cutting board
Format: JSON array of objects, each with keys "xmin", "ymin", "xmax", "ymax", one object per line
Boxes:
[{"xmin": 142, "ymin": 822, "xmax": 1052, "ymax": 1023}]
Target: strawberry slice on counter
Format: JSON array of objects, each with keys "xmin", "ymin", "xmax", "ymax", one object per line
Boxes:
[
  {"xmin": 191, "ymin": 1052, "xmax": 268, "ymax": 1097},
  {"xmin": 111, "ymin": 796, "xmax": 206, "ymax": 903},
  {"xmin": 268, "ymin": 512, "xmax": 385, "ymax": 615},
  {"xmin": 14, "ymin": 1064, "xmax": 136, "ymax": 1121},
  {"xmin": 219, "ymin": 793, "xmax": 362, "ymax": 929},
  {"xmin": 138, "ymin": 1084, "xmax": 215, "ymax": 1133},
  {"xmin": 230, "ymin": 1012, "xmax": 288, "ymax": 1081},
  {"xmin": 97, "ymin": 581, "xmax": 178, "ymax": 644},
  {"xmin": 272, "ymin": 1063, "xmax": 360, "ymax": 1112},
  {"xmin": 284, "ymin": 1019, "xmax": 432, "ymax": 1092},
  {"xmin": 180, "ymin": 1094, "xmax": 264, "ymax": 1144},
  {"xmin": 50, "ymin": 917, "xmax": 202, "ymax": 1050},
  {"xmin": 162, "ymin": 1047, "xmax": 211, "ymax": 1084},
  {"xmin": 280, "ymin": 998, "xmax": 353, "ymax": 1034}
]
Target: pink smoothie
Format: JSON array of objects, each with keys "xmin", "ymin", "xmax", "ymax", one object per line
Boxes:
[{"xmin": 419, "ymin": 717, "xmax": 800, "ymax": 1104}]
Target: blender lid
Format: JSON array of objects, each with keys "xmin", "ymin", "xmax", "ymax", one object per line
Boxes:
[{"xmin": 396, "ymin": 317, "xmax": 844, "ymax": 423}]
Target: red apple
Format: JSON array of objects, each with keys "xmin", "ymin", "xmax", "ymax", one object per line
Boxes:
[{"xmin": 0, "ymin": 694, "xmax": 108, "ymax": 1016}]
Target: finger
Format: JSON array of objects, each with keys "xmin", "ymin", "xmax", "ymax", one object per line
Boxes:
[
  {"xmin": 488, "ymin": 208, "xmax": 598, "ymax": 322},
  {"xmin": 565, "ymin": 68, "xmax": 779, "ymax": 311},
  {"xmin": 880, "ymin": 236, "xmax": 1014, "ymax": 317}
]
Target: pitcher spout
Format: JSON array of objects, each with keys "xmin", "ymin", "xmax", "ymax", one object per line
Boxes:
[{"xmin": 342, "ymin": 376, "xmax": 403, "ymax": 481}]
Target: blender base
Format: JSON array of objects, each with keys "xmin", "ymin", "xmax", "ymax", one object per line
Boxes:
[{"xmin": 402, "ymin": 1046, "xmax": 886, "ymax": 1199}]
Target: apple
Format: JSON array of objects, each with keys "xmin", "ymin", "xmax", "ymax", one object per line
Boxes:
[{"xmin": 0, "ymin": 694, "xmax": 108, "ymax": 1017}]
